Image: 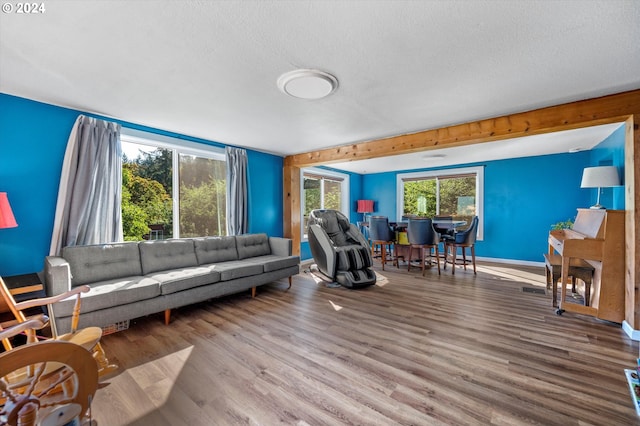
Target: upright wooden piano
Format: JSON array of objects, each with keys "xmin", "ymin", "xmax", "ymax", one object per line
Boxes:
[{"xmin": 548, "ymin": 209, "xmax": 625, "ymax": 323}]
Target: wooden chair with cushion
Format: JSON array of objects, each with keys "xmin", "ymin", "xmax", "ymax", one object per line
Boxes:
[
  {"xmin": 443, "ymin": 216, "xmax": 479, "ymax": 275},
  {"xmin": 433, "ymin": 215, "xmax": 455, "ymax": 239},
  {"xmin": 368, "ymin": 216, "xmax": 398, "ymax": 270},
  {"xmin": 0, "ymin": 318, "xmax": 99, "ymax": 426},
  {"xmin": 407, "ymin": 217, "xmax": 441, "ymax": 275},
  {"xmin": 0, "ymin": 275, "xmax": 117, "ymax": 378}
]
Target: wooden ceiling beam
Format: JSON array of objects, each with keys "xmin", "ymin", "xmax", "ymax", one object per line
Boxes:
[{"xmin": 284, "ymin": 89, "xmax": 640, "ymax": 168}]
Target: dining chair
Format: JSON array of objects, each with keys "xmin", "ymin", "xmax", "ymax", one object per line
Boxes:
[
  {"xmin": 433, "ymin": 215, "xmax": 455, "ymax": 238},
  {"xmin": 443, "ymin": 216, "xmax": 479, "ymax": 275},
  {"xmin": 368, "ymin": 216, "xmax": 397, "ymax": 270},
  {"xmin": 407, "ymin": 218, "xmax": 441, "ymax": 275}
]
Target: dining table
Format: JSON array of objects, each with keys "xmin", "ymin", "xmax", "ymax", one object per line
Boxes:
[
  {"xmin": 391, "ymin": 219, "xmax": 467, "ymax": 232},
  {"xmin": 359, "ymin": 219, "xmax": 467, "ymax": 238},
  {"xmin": 387, "ymin": 219, "xmax": 467, "ymax": 265}
]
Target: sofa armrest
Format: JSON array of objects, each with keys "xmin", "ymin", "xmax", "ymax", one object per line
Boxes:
[
  {"xmin": 269, "ymin": 237, "xmax": 292, "ymax": 257},
  {"xmin": 44, "ymin": 256, "xmax": 73, "ymax": 296}
]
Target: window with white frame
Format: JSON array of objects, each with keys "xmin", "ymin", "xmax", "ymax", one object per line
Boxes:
[
  {"xmin": 120, "ymin": 129, "xmax": 227, "ymax": 241},
  {"xmin": 301, "ymin": 168, "xmax": 350, "ymax": 240},
  {"xmin": 397, "ymin": 166, "xmax": 484, "ymax": 239}
]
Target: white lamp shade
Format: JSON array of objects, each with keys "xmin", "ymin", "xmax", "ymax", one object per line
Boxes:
[{"xmin": 580, "ymin": 166, "xmax": 620, "ymax": 188}]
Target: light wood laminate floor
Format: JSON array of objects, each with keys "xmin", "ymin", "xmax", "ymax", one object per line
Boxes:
[{"xmin": 90, "ymin": 261, "xmax": 640, "ymax": 425}]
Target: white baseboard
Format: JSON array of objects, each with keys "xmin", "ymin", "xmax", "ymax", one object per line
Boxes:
[
  {"xmin": 623, "ymin": 321, "xmax": 640, "ymax": 341},
  {"xmin": 475, "ymin": 256, "xmax": 545, "ymax": 268}
]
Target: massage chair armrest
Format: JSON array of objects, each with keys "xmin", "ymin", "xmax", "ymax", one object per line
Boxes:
[{"xmin": 308, "ymin": 224, "xmax": 337, "ymax": 278}]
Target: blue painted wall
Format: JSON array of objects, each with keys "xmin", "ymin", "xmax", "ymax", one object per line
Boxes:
[
  {"xmin": 361, "ymin": 173, "xmax": 398, "ymax": 220},
  {"xmin": 298, "ymin": 129, "xmax": 625, "ymax": 263},
  {"xmin": 356, "ymin": 152, "xmax": 593, "ymax": 263},
  {"xmin": 1, "ymin": 93, "xmax": 625, "ymax": 270},
  {"xmin": 481, "ymin": 153, "xmax": 589, "ymax": 261},
  {"xmin": 0, "ymin": 94, "xmax": 284, "ymax": 276},
  {"xmin": 246, "ymin": 149, "xmax": 284, "ymax": 236},
  {"xmin": 588, "ymin": 125, "xmax": 625, "ymax": 210}
]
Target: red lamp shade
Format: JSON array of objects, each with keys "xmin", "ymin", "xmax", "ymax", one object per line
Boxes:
[
  {"xmin": 356, "ymin": 199, "xmax": 374, "ymax": 213},
  {"xmin": 0, "ymin": 192, "xmax": 17, "ymax": 229}
]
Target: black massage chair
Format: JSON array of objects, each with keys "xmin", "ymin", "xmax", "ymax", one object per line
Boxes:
[{"xmin": 307, "ymin": 209, "xmax": 376, "ymax": 289}]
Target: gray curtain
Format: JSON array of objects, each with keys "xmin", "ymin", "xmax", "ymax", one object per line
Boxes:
[
  {"xmin": 225, "ymin": 147, "xmax": 248, "ymax": 235},
  {"xmin": 50, "ymin": 115, "xmax": 122, "ymax": 255}
]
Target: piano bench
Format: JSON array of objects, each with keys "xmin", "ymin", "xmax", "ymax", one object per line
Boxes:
[{"xmin": 543, "ymin": 253, "xmax": 595, "ymax": 308}]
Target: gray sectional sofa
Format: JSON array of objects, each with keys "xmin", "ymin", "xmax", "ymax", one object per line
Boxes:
[{"xmin": 44, "ymin": 234, "xmax": 300, "ymax": 334}]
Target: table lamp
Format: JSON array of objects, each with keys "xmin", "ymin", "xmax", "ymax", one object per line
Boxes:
[
  {"xmin": 356, "ymin": 199, "xmax": 374, "ymax": 223},
  {"xmin": 0, "ymin": 192, "xmax": 17, "ymax": 228},
  {"xmin": 580, "ymin": 166, "xmax": 620, "ymax": 209}
]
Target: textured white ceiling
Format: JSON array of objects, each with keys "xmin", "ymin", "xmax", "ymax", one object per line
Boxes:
[{"xmin": 1, "ymin": 0, "xmax": 639, "ymax": 165}]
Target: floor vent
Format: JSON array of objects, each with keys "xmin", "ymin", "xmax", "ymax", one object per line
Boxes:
[{"xmin": 522, "ymin": 287, "xmax": 546, "ymax": 295}]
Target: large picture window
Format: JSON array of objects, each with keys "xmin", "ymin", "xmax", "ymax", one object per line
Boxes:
[
  {"xmin": 121, "ymin": 129, "xmax": 226, "ymax": 241},
  {"xmin": 301, "ymin": 168, "xmax": 349, "ymax": 240},
  {"xmin": 397, "ymin": 166, "xmax": 484, "ymax": 239}
]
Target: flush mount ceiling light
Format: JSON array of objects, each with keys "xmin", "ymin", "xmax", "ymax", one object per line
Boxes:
[{"xmin": 277, "ymin": 69, "xmax": 338, "ymax": 99}]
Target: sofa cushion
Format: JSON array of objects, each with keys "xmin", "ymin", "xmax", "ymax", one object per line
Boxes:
[
  {"xmin": 236, "ymin": 234, "xmax": 271, "ymax": 259},
  {"xmin": 206, "ymin": 260, "xmax": 264, "ymax": 281},
  {"xmin": 243, "ymin": 255, "xmax": 300, "ymax": 273},
  {"xmin": 148, "ymin": 267, "xmax": 221, "ymax": 295},
  {"xmin": 139, "ymin": 239, "xmax": 198, "ymax": 275},
  {"xmin": 194, "ymin": 236, "xmax": 238, "ymax": 265},
  {"xmin": 53, "ymin": 276, "xmax": 161, "ymax": 316},
  {"xmin": 63, "ymin": 242, "xmax": 142, "ymax": 286}
]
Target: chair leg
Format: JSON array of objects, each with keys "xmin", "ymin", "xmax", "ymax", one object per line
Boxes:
[
  {"xmin": 443, "ymin": 244, "xmax": 448, "ymax": 270},
  {"xmin": 545, "ymin": 265, "xmax": 552, "ymax": 290},
  {"xmin": 381, "ymin": 244, "xmax": 386, "ymax": 271},
  {"xmin": 434, "ymin": 246, "xmax": 441, "ymax": 275},
  {"xmin": 462, "ymin": 248, "xmax": 467, "ymax": 271},
  {"xmin": 408, "ymin": 246, "xmax": 422, "ymax": 273},
  {"xmin": 584, "ymin": 278, "xmax": 591, "ymax": 306},
  {"xmin": 471, "ymin": 245, "xmax": 476, "ymax": 274},
  {"xmin": 394, "ymin": 244, "xmax": 402, "ymax": 268},
  {"xmin": 422, "ymin": 247, "xmax": 429, "ymax": 277},
  {"xmin": 93, "ymin": 341, "xmax": 118, "ymax": 377},
  {"xmin": 451, "ymin": 246, "xmax": 457, "ymax": 275}
]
